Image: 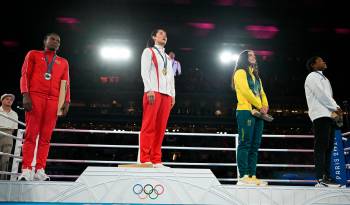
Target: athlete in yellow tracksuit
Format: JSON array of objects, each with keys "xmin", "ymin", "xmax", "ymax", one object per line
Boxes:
[{"xmin": 232, "ymin": 50, "xmax": 269, "ymax": 186}]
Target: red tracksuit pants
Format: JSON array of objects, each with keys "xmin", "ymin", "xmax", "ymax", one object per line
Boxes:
[
  {"xmin": 140, "ymin": 92, "xmax": 172, "ymax": 163},
  {"xmin": 22, "ymin": 94, "xmax": 58, "ymax": 170}
]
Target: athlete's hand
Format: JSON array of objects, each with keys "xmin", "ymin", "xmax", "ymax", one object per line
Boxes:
[
  {"xmin": 171, "ymin": 97, "xmax": 175, "ymax": 109},
  {"xmin": 335, "ymin": 107, "xmax": 343, "ymax": 116},
  {"xmin": 147, "ymin": 91, "xmax": 155, "ymax": 105},
  {"xmin": 60, "ymin": 102, "xmax": 70, "ymax": 117},
  {"xmin": 260, "ymin": 107, "xmax": 269, "ymax": 115},
  {"xmin": 22, "ymin": 93, "xmax": 32, "ymax": 112}
]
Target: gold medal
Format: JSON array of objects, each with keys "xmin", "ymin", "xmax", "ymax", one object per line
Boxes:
[
  {"xmin": 153, "ymin": 47, "xmax": 168, "ymax": 76},
  {"xmin": 162, "ymin": 68, "xmax": 167, "ymax": 76}
]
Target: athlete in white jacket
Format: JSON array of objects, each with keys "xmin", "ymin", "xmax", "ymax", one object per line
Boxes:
[
  {"xmin": 304, "ymin": 56, "xmax": 342, "ymax": 187},
  {"xmin": 139, "ymin": 29, "xmax": 175, "ymax": 168}
]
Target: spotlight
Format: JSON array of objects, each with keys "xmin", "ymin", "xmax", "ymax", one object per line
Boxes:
[
  {"xmin": 100, "ymin": 46, "xmax": 131, "ymax": 61},
  {"xmin": 219, "ymin": 51, "xmax": 239, "ymax": 64}
]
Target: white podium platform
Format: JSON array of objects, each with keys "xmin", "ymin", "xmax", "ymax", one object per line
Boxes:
[
  {"xmin": 220, "ymin": 185, "xmax": 350, "ymax": 205},
  {"xmin": 1, "ymin": 167, "xmax": 350, "ymax": 205}
]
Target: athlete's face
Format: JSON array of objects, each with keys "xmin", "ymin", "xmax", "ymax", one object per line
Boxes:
[
  {"xmin": 247, "ymin": 51, "xmax": 256, "ymax": 65},
  {"xmin": 312, "ymin": 57, "xmax": 327, "ymax": 71},
  {"xmin": 44, "ymin": 34, "xmax": 60, "ymax": 51},
  {"xmin": 153, "ymin": 30, "xmax": 167, "ymax": 46}
]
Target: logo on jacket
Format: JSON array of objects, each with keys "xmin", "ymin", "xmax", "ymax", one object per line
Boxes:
[{"xmin": 41, "ymin": 58, "xmax": 61, "ymax": 65}]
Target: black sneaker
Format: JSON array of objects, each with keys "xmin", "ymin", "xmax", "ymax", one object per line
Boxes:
[{"xmin": 315, "ymin": 176, "xmax": 341, "ymax": 188}]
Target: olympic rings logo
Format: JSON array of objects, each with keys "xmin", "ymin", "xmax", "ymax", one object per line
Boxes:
[{"xmin": 132, "ymin": 184, "xmax": 165, "ymax": 200}]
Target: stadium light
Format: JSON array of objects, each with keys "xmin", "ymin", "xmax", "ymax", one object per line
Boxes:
[
  {"xmin": 219, "ymin": 51, "xmax": 239, "ymax": 64},
  {"xmin": 100, "ymin": 46, "xmax": 131, "ymax": 61}
]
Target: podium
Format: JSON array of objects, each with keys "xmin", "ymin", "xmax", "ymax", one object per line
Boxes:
[
  {"xmin": 72, "ymin": 166, "xmax": 230, "ymax": 203},
  {"xmin": 1, "ymin": 167, "xmax": 350, "ymax": 204},
  {"xmin": 0, "ymin": 167, "xmax": 235, "ymax": 204}
]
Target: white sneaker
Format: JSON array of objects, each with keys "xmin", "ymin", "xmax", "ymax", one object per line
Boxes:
[
  {"xmin": 33, "ymin": 169, "xmax": 50, "ymax": 181},
  {"xmin": 153, "ymin": 163, "xmax": 170, "ymax": 168},
  {"xmin": 315, "ymin": 177, "xmax": 341, "ymax": 188},
  {"xmin": 17, "ymin": 169, "xmax": 33, "ymax": 181},
  {"xmin": 315, "ymin": 182, "xmax": 326, "ymax": 187}
]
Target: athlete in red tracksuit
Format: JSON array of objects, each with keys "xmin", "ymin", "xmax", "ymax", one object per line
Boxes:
[
  {"xmin": 140, "ymin": 29, "xmax": 175, "ymax": 168},
  {"xmin": 18, "ymin": 33, "xmax": 70, "ymax": 181}
]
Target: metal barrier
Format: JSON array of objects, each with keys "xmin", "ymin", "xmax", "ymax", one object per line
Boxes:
[{"xmin": 0, "ymin": 113, "xmax": 348, "ymax": 184}]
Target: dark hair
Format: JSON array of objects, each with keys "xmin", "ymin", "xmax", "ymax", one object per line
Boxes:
[
  {"xmin": 147, "ymin": 29, "xmax": 165, "ymax": 48},
  {"xmin": 44, "ymin": 32, "xmax": 60, "ymax": 41},
  {"xmin": 231, "ymin": 50, "xmax": 260, "ymax": 90},
  {"xmin": 306, "ymin": 56, "xmax": 320, "ymax": 72}
]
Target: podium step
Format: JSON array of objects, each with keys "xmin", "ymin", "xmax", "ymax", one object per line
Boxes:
[
  {"xmin": 118, "ymin": 163, "xmax": 153, "ymax": 168},
  {"xmin": 1, "ymin": 167, "xmax": 349, "ymax": 204}
]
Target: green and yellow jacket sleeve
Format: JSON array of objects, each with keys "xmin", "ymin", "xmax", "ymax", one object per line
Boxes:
[
  {"xmin": 260, "ymin": 80, "xmax": 269, "ymax": 108},
  {"xmin": 234, "ymin": 69, "xmax": 262, "ymax": 109}
]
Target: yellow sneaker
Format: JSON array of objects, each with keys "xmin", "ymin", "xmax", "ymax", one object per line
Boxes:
[
  {"xmin": 236, "ymin": 175, "xmax": 255, "ymax": 186},
  {"xmin": 250, "ymin": 176, "xmax": 268, "ymax": 186}
]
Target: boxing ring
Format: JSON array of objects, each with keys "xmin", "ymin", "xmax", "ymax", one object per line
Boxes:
[{"xmin": 0, "ymin": 113, "xmax": 350, "ymax": 204}]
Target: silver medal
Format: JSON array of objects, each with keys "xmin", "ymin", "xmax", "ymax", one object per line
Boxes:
[{"xmin": 44, "ymin": 73, "xmax": 52, "ymax": 80}]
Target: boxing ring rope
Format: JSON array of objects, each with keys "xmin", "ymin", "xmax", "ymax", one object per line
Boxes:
[
  {"xmin": 0, "ymin": 114, "xmax": 349, "ymax": 184},
  {"xmin": 54, "ymin": 128, "xmax": 315, "ymax": 139},
  {"xmin": 49, "ymin": 143, "xmax": 314, "ymax": 152},
  {"xmin": 0, "ymin": 130, "xmax": 23, "ymax": 141},
  {"xmin": 0, "ymin": 113, "xmax": 26, "ymax": 127}
]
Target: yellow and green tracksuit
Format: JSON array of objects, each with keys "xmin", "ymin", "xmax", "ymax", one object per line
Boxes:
[{"xmin": 233, "ymin": 67, "xmax": 268, "ymax": 177}]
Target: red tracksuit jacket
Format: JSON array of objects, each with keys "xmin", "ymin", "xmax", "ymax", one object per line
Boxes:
[{"xmin": 20, "ymin": 50, "xmax": 70, "ymax": 102}]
